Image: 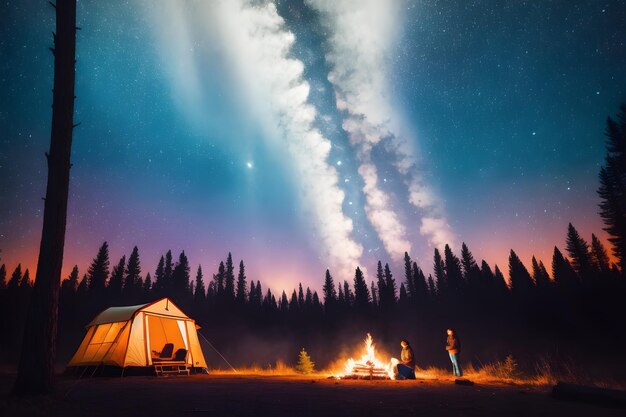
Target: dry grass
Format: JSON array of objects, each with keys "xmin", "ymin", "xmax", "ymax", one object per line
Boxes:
[
  {"xmin": 415, "ymin": 355, "xmax": 626, "ymax": 390},
  {"xmin": 414, "ymin": 366, "xmax": 451, "ymax": 380},
  {"xmin": 209, "ymin": 360, "xmax": 306, "ymax": 376},
  {"xmin": 206, "ymin": 355, "xmax": 626, "ymax": 390}
]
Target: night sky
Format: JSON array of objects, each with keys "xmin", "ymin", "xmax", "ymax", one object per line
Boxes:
[{"xmin": 1, "ymin": 0, "xmax": 625, "ymax": 293}]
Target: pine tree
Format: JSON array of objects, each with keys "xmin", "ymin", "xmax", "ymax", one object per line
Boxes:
[
  {"xmin": 591, "ymin": 234, "xmax": 611, "ymax": 275},
  {"xmin": 298, "ymin": 283, "xmax": 305, "ymax": 309},
  {"xmin": 153, "ymin": 255, "xmax": 165, "ymax": 295},
  {"xmin": 597, "ymin": 104, "xmax": 626, "ymax": 272},
  {"xmin": 566, "ymin": 223, "xmax": 593, "ymax": 282},
  {"xmin": 77, "ymin": 274, "xmax": 88, "ymax": 298},
  {"xmin": 235, "ymin": 260, "xmax": 247, "ymax": 305},
  {"xmin": 123, "ymin": 246, "xmax": 141, "ymax": 299},
  {"xmin": 353, "ymin": 266, "xmax": 370, "ymax": 312},
  {"xmin": 172, "ymin": 251, "xmax": 190, "ymax": 301},
  {"xmin": 263, "ymin": 288, "xmax": 275, "ymax": 312},
  {"xmin": 206, "ymin": 281, "xmax": 216, "ymax": 307},
  {"xmin": 305, "ymin": 287, "xmax": 313, "ymax": 311},
  {"xmin": 194, "ymin": 265, "xmax": 206, "ymax": 306},
  {"xmin": 370, "ymin": 281, "xmax": 378, "ymax": 309},
  {"xmin": 249, "ymin": 281, "xmax": 256, "ymax": 307},
  {"xmin": 444, "ymin": 245, "xmax": 463, "ymax": 296},
  {"xmin": 531, "ymin": 256, "xmax": 551, "ymax": 289},
  {"xmin": 143, "ymin": 272, "xmax": 152, "ymax": 295},
  {"xmin": 399, "ymin": 283, "xmax": 408, "ymax": 305},
  {"xmin": 20, "ymin": 269, "xmax": 31, "ymax": 289},
  {"xmin": 344, "ymin": 281, "xmax": 354, "ymax": 306},
  {"xmin": 412, "ymin": 262, "xmax": 428, "ymax": 303},
  {"xmin": 322, "ymin": 269, "xmax": 337, "ymax": 309},
  {"xmin": 493, "ymin": 265, "xmax": 509, "ymax": 295},
  {"xmin": 61, "ymin": 265, "xmax": 79, "ymax": 294},
  {"xmin": 289, "ymin": 289, "xmax": 299, "ymax": 312},
  {"xmin": 427, "ymin": 274, "xmax": 436, "ymax": 296},
  {"xmin": 8, "ymin": 264, "xmax": 22, "ymax": 289},
  {"xmin": 481, "ymin": 260, "xmax": 494, "ymax": 283},
  {"xmin": 295, "ymin": 348, "xmax": 315, "ymax": 374},
  {"xmin": 461, "ymin": 243, "xmax": 482, "ymax": 295},
  {"xmin": 403, "ymin": 252, "xmax": 415, "ymax": 300},
  {"xmin": 509, "ymin": 249, "xmax": 534, "ymax": 299},
  {"xmin": 337, "ymin": 284, "xmax": 345, "ymax": 308},
  {"xmin": 375, "ymin": 261, "xmax": 386, "ymax": 308},
  {"xmin": 312, "ymin": 291, "xmax": 321, "ymax": 313},
  {"xmin": 433, "ymin": 248, "xmax": 446, "ymax": 295},
  {"xmin": 13, "ymin": 1, "xmax": 78, "ymax": 394},
  {"xmin": 108, "ymin": 256, "xmax": 125, "ymax": 301},
  {"xmin": 163, "ymin": 250, "xmax": 173, "ymax": 294},
  {"xmin": 87, "ymin": 242, "xmax": 110, "ymax": 295},
  {"xmin": 248, "ymin": 280, "xmax": 261, "ymax": 309},
  {"xmin": 280, "ymin": 291, "xmax": 289, "ymax": 312},
  {"xmin": 214, "ymin": 261, "xmax": 226, "ymax": 301},
  {"xmin": 460, "ymin": 243, "xmax": 478, "ymax": 277},
  {"xmin": 552, "ymin": 246, "xmax": 579, "ymax": 292},
  {"xmin": 255, "ymin": 280, "xmax": 262, "ymax": 307},
  {"xmin": 384, "ymin": 263, "xmax": 397, "ymax": 304},
  {"xmin": 224, "ymin": 253, "xmax": 235, "ymax": 302},
  {"xmin": 60, "ymin": 266, "xmax": 79, "ymax": 324},
  {"xmin": 68, "ymin": 266, "xmax": 80, "ymax": 288}
]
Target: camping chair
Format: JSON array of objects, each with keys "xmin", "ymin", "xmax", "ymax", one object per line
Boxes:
[
  {"xmin": 153, "ymin": 348, "xmax": 190, "ymax": 377},
  {"xmin": 173, "ymin": 348, "xmax": 188, "ymax": 362},
  {"xmin": 152, "ymin": 343, "xmax": 174, "ymax": 362}
]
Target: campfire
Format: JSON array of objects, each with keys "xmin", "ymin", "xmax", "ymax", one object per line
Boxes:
[{"xmin": 337, "ymin": 333, "xmax": 396, "ymax": 380}]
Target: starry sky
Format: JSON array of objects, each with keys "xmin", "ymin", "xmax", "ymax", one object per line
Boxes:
[{"xmin": 1, "ymin": 0, "xmax": 625, "ymax": 294}]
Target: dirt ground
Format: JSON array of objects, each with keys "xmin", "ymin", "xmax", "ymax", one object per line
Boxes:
[{"xmin": 1, "ymin": 373, "xmax": 624, "ymax": 417}]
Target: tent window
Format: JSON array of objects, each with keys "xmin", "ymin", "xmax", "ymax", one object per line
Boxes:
[
  {"xmin": 83, "ymin": 322, "xmax": 124, "ymax": 362},
  {"xmin": 91, "ymin": 323, "xmax": 112, "ymax": 344}
]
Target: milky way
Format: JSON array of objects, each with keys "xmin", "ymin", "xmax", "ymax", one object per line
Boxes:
[{"xmin": 1, "ymin": 0, "xmax": 625, "ymax": 292}]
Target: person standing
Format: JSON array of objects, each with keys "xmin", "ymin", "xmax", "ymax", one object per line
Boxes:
[
  {"xmin": 396, "ymin": 339, "xmax": 416, "ymax": 380},
  {"xmin": 445, "ymin": 328, "xmax": 463, "ymax": 377}
]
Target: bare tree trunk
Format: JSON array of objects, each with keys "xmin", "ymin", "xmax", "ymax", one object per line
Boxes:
[{"xmin": 12, "ymin": 0, "xmax": 76, "ymax": 396}]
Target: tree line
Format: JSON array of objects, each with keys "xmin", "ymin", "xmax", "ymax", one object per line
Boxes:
[{"xmin": 0, "ymin": 221, "xmax": 623, "ymax": 366}]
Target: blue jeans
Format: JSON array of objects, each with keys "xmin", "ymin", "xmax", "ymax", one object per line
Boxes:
[
  {"xmin": 449, "ymin": 353, "xmax": 463, "ymax": 377},
  {"xmin": 396, "ymin": 364, "xmax": 416, "ymax": 380}
]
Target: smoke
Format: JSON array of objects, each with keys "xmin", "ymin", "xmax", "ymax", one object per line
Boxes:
[
  {"xmin": 149, "ymin": 1, "xmax": 363, "ymax": 279},
  {"xmin": 308, "ymin": 0, "xmax": 456, "ymax": 252}
]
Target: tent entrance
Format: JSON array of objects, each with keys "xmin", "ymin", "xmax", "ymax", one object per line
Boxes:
[{"xmin": 145, "ymin": 314, "xmax": 190, "ymax": 365}]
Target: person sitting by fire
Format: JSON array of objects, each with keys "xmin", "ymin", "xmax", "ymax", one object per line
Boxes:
[
  {"xmin": 445, "ymin": 328, "xmax": 463, "ymax": 377},
  {"xmin": 395, "ymin": 339, "xmax": 416, "ymax": 380}
]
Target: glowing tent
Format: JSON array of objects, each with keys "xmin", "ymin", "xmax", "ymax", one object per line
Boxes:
[{"xmin": 68, "ymin": 298, "xmax": 207, "ymax": 372}]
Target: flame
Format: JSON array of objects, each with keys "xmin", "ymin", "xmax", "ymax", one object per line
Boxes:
[{"xmin": 338, "ymin": 333, "xmax": 396, "ymax": 380}]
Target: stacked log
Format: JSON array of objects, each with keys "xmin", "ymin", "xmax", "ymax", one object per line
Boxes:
[{"xmin": 342, "ymin": 361, "xmax": 390, "ymax": 380}]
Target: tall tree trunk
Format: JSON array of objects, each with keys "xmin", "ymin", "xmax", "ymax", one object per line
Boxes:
[{"xmin": 12, "ymin": 0, "xmax": 76, "ymax": 396}]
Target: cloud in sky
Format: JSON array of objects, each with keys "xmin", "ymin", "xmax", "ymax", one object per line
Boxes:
[
  {"xmin": 309, "ymin": 0, "xmax": 456, "ymax": 253},
  {"xmin": 150, "ymin": 0, "xmax": 364, "ymax": 278}
]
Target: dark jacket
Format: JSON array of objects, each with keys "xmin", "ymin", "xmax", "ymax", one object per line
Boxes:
[
  {"xmin": 446, "ymin": 334, "xmax": 461, "ymax": 354},
  {"xmin": 400, "ymin": 345, "xmax": 415, "ymax": 368}
]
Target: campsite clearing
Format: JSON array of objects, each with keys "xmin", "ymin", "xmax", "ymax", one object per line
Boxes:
[{"xmin": 1, "ymin": 373, "xmax": 624, "ymax": 417}]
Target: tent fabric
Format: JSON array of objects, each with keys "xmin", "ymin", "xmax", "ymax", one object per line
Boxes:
[
  {"xmin": 88, "ymin": 303, "xmax": 148, "ymax": 326},
  {"xmin": 68, "ymin": 298, "xmax": 207, "ymax": 370}
]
